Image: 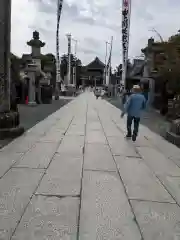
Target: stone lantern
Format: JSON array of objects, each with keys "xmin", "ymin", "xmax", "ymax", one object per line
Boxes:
[
  {"xmin": 27, "ymin": 31, "xmax": 45, "ymax": 58},
  {"xmin": 26, "ymin": 31, "xmax": 45, "ymax": 105}
]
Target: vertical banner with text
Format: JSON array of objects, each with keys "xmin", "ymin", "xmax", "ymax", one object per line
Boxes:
[
  {"xmin": 122, "ymin": 0, "xmax": 131, "ymax": 88},
  {"xmin": 56, "ymin": 0, "xmax": 63, "ymax": 84},
  {"xmin": 67, "ymin": 34, "xmax": 72, "ymax": 85}
]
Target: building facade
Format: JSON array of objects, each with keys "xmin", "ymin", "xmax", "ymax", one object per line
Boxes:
[{"xmin": 81, "ymin": 57, "xmax": 105, "ymax": 86}]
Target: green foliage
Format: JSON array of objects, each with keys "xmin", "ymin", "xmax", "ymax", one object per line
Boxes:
[
  {"xmin": 156, "ymin": 31, "xmax": 180, "ymax": 92},
  {"xmin": 60, "ymin": 54, "xmax": 82, "ymax": 82},
  {"xmin": 169, "ymin": 31, "xmax": 180, "ymax": 44}
]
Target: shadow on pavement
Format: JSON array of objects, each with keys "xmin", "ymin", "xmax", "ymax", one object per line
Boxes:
[
  {"xmin": 107, "ymin": 97, "xmax": 170, "ymax": 137},
  {"xmin": 0, "ymin": 99, "xmax": 71, "ymax": 149}
]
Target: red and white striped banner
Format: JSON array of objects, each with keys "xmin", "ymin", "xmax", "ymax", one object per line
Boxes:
[{"xmin": 122, "ymin": 0, "xmax": 131, "ymax": 87}]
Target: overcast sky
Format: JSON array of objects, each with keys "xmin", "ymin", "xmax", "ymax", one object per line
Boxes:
[{"xmin": 11, "ymin": 0, "xmax": 180, "ymax": 67}]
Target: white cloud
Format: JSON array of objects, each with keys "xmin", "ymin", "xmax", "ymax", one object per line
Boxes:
[
  {"xmin": 11, "ymin": 0, "xmax": 36, "ymax": 54},
  {"xmin": 11, "ymin": 0, "xmax": 180, "ymax": 68}
]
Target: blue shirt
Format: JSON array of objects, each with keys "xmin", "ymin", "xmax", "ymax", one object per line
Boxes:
[{"xmin": 124, "ymin": 93, "xmax": 146, "ymax": 118}]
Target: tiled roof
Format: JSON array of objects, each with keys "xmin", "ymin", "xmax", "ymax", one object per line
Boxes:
[
  {"xmin": 129, "ymin": 60, "xmax": 145, "ymax": 77},
  {"xmin": 85, "ymin": 57, "xmax": 105, "ymax": 69}
]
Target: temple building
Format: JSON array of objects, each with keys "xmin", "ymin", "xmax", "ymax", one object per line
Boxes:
[{"xmin": 81, "ymin": 57, "xmax": 105, "ymax": 86}]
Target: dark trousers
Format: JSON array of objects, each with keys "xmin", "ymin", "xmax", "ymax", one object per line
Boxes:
[{"xmin": 127, "ymin": 115, "xmax": 140, "ymax": 137}]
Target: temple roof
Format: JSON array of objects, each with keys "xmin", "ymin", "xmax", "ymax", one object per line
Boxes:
[
  {"xmin": 85, "ymin": 57, "xmax": 105, "ymax": 69},
  {"xmin": 129, "ymin": 59, "xmax": 145, "ymax": 77}
]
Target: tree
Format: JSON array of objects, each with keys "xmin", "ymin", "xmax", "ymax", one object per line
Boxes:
[
  {"xmin": 115, "ymin": 64, "xmax": 122, "ymax": 76},
  {"xmin": 168, "ymin": 30, "xmax": 180, "ymax": 44},
  {"xmin": 60, "ymin": 54, "xmax": 82, "ymax": 85},
  {"xmin": 40, "ymin": 53, "xmax": 56, "ymax": 88},
  {"xmin": 60, "ymin": 54, "xmax": 68, "ymax": 79},
  {"xmin": 157, "ymin": 41, "xmax": 180, "ymax": 93}
]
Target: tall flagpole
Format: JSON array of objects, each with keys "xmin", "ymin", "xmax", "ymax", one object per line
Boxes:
[
  {"xmin": 122, "ymin": 0, "xmax": 131, "ymax": 89},
  {"xmin": 106, "ymin": 36, "xmax": 113, "ymax": 85},
  {"xmin": 104, "ymin": 42, "xmax": 108, "ymax": 85},
  {"xmin": 72, "ymin": 39, "xmax": 77, "ymax": 86},
  {"xmin": 55, "ymin": 0, "xmax": 63, "ymax": 98},
  {"xmin": 108, "ymin": 36, "xmax": 113, "ymax": 85}
]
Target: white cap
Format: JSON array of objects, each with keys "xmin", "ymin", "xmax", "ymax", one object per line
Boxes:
[{"xmin": 133, "ymin": 85, "xmax": 140, "ymax": 89}]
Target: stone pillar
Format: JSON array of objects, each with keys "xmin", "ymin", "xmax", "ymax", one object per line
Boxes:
[
  {"xmin": 0, "ymin": 0, "xmax": 11, "ymax": 112},
  {"xmin": 26, "ymin": 65, "xmax": 37, "ymax": 106},
  {"xmin": 28, "ymin": 71, "xmax": 36, "ymax": 105},
  {"xmin": 0, "ymin": 0, "xmax": 25, "ymax": 138},
  {"xmin": 73, "ymin": 66, "xmax": 76, "ymax": 85},
  {"xmin": 148, "ymin": 78, "xmax": 155, "ymax": 105}
]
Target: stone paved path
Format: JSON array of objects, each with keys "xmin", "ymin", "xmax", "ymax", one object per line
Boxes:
[{"xmin": 1, "ymin": 92, "xmax": 180, "ymax": 239}]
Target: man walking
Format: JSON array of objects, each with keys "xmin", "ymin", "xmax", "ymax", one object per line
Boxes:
[{"xmin": 121, "ymin": 85, "xmax": 146, "ymax": 141}]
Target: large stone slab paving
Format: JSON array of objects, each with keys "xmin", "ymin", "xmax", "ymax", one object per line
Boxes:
[
  {"xmin": 133, "ymin": 136, "xmax": 153, "ymax": 147},
  {"xmin": 51, "ymin": 117, "xmax": 73, "ymax": 131},
  {"xmin": 86, "ymin": 121, "xmax": 102, "ymax": 131},
  {"xmin": 0, "ymin": 135, "xmax": 37, "ymax": 154},
  {"xmin": 39, "ymin": 130, "xmax": 64, "ymax": 143},
  {"xmin": 79, "ymin": 171, "xmax": 141, "ymax": 240},
  {"xmin": 25, "ymin": 122, "xmax": 52, "ymax": 136},
  {"xmin": 142, "ymin": 126, "xmax": 180, "ymax": 159},
  {"xmin": 110, "ymin": 118, "xmax": 126, "ymax": 134},
  {"xmin": 0, "ymin": 152, "xmax": 23, "ymax": 178},
  {"xmin": 57, "ymin": 135, "xmax": 84, "ymax": 157},
  {"xmin": 137, "ymin": 147, "xmax": 180, "ymax": 177},
  {"xmin": 131, "ymin": 200, "xmax": 180, "ymax": 240},
  {"xmin": 84, "ymin": 144, "xmax": 116, "ymax": 171},
  {"xmin": 107, "ymin": 136, "xmax": 140, "ymax": 157},
  {"xmin": 66, "ymin": 124, "xmax": 85, "ymax": 136},
  {"xmin": 12, "ymin": 195, "xmax": 79, "ymax": 240},
  {"xmin": 0, "ymin": 168, "xmax": 44, "ymax": 240},
  {"xmin": 115, "ymin": 156, "xmax": 174, "ymax": 203},
  {"xmin": 85, "ymin": 130, "xmax": 107, "ymax": 144},
  {"xmin": 14, "ymin": 142, "xmax": 59, "ymax": 169},
  {"xmin": 37, "ymin": 154, "xmax": 83, "ymax": 196},
  {"xmin": 48, "ymin": 120, "xmax": 71, "ymax": 132},
  {"xmin": 169, "ymin": 156, "xmax": 180, "ymax": 168},
  {"xmin": 86, "ymin": 116, "xmax": 99, "ymax": 123},
  {"xmin": 103, "ymin": 127, "xmax": 123, "ymax": 137},
  {"xmin": 159, "ymin": 175, "xmax": 180, "ymax": 206},
  {"xmin": 100, "ymin": 119, "xmax": 123, "ymax": 137},
  {"xmin": 72, "ymin": 117, "xmax": 86, "ymax": 126}
]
